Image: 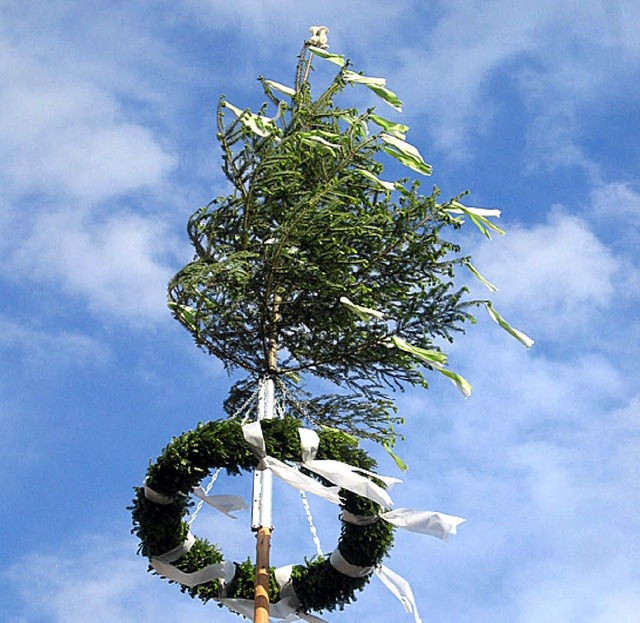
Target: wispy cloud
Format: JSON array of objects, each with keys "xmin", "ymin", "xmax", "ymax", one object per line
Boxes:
[
  {"xmin": 368, "ymin": 0, "xmax": 640, "ymax": 167},
  {"xmin": 391, "ymin": 329, "xmax": 639, "ymax": 622},
  {"xmin": 468, "ymin": 210, "xmax": 623, "ymax": 340},
  {"xmin": 0, "ymin": 316, "xmax": 112, "ymax": 369},
  {"xmin": 3, "ymin": 208, "xmax": 181, "ymax": 324},
  {"xmin": 0, "ymin": 39, "xmax": 176, "ymax": 202},
  {"xmin": 590, "ymin": 181, "xmax": 640, "ymax": 248},
  {"xmin": 2, "ymin": 536, "xmax": 216, "ymax": 623}
]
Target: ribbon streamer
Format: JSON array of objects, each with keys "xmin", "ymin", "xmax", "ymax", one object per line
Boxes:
[
  {"xmin": 327, "ymin": 550, "xmax": 423, "ymax": 623},
  {"xmin": 302, "ymin": 458, "xmax": 398, "ymax": 509},
  {"xmin": 146, "ymin": 482, "xmax": 249, "ymax": 520},
  {"xmin": 375, "ymin": 565, "xmax": 422, "ymax": 623},
  {"xmin": 242, "ymin": 422, "xmax": 342, "ymax": 505},
  {"xmin": 192, "ymin": 486, "xmax": 249, "ymax": 519},
  {"xmin": 342, "ymin": 508, "xmax": 465, "ymax": 541},
  {"xmin": 143, "ymin": 482, "xmax": 173, "ymax": 505},
  {"xmin": 150, "ymin": 558, "xmax": 236, "ymax": 589},
  {"xmin": 264, "ymin": 455, "xmax": 342, "ymax": 505},
  {"xmin": 153, "ymin": 532, "xmax": 196, "ymax": 564},
  {"xmin": 242, "ymin": 422, "xmax": 399, "ymax": 509},
  {"xmin": 382, "ymin": 508, "xmax": 464, "ymax": 540},
  {"xmin": 298, "ymin": 428, "xmax": 400, "ymax": 509}
]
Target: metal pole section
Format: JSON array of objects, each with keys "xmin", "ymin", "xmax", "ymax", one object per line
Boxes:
[{"xmin": 252, "ymin": 377, "xmax": 275, "ymax": 623}]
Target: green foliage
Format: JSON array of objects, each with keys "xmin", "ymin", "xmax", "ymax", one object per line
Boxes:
[
  {"xmin": 222, "ymin": 376, "xmax": 401, "ymax": 444},
  {"xmin": 167, "ymin": 45, "xmax": 504, "ymax": 444},
  {"xmin": 130, "ymin": 418, "xmax": 394, "ymax": 613}
]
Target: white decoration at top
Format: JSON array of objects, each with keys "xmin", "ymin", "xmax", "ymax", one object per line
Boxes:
[{"xmin": 308, "ymin": 26, "xmax": 329, "ymax": 49}]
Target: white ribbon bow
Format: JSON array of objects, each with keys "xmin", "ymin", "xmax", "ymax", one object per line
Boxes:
[
  {"xmin": 298, "ymin": 428, "xmax": 400, "ymax": 509},
  {"xmin": 242, "ymin": 422, "xmax": 399, "ymax": 509},
  {"xmin": 242, "ymin": 421, "xmax": 342, "ymax": 505},
  {"xmin": 218, "ymin": 564, "xmax": 327, "ymax": 622}
]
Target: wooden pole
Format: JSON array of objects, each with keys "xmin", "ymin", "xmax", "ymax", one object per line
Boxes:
[{"xmin": 254, "ymin": 526, "xmax": 272, "ymax": 623}]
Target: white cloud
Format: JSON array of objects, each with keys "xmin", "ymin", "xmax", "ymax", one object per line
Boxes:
[
  {"xmin": 0, "ymin": 317, "xmax": 112, "ymax": 369},
  {"xmin": 363, "ymin": 0, "xmax": 640, "ymax": 164},
  {"xmin": 590, "ymin": 181, "xmax": 640, "ymax": 247},
  {"xmin": 2, "ymin": 537, "xmax": 221, "ymax": 623},
  {"xmin": 180, "ymin": 0, "xmax": 412, "ymax": 50},
  {"xmin": 391, "ymin": 329, "xmax": 640, "ymax": 621},
  {"xmin": 513, "ymin": 557, "xmax": 640, "ymax": 623},
  {"xmin": 5, "ymin": 208, "xmax": 181, "ymax": 324},
  {"xmin": 0, "ymin": 3, "xmax": 183, "ymax": 204},
  {"xmin": 0, "ymin": 58, "xmax": 175, "ymax": 202},
  {"xmin": 469, "ymin": 210, "xmax": 621, "ymax": 339}
]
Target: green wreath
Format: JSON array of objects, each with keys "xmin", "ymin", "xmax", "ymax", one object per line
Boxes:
[{"xmin": 131, "ymin": 417, "xmax": 395, "ymax": 614}]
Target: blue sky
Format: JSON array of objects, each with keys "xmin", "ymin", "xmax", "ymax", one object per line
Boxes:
[{"xmin": 1, "ymin": 1, "xmax": 639, "ymax": 622}]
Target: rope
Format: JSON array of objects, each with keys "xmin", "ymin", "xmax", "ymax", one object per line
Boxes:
[
  {"xmin": 189, "ymin": 375, "xmax": 325, "ymax": 560},
  {"xmin": 275, "ymin": 379, "xmax": 326, "ymax": 556},
  {"xmin": 300, "ymin": 490, "xmax": 324, "ymax": 558},
  {"xmin": 187, "ymin": 468, "xmax": 221, "ymax": 527},
  {"xmin": 189, "ymin": 379, "xmax": 263, "ymax": 527},
  {"xmin": 233, "ymin": 381, "xmax": 264, "ymax": 425}
]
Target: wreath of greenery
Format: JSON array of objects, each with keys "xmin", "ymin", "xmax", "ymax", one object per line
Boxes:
[{"xmin": 131, "ymin": 417, "xmax": 395, "ymax": 614}]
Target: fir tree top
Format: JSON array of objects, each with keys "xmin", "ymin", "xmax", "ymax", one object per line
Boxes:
[{"xmin": 168, "ymin": 33, "xmax": 532, "ymax": 446}]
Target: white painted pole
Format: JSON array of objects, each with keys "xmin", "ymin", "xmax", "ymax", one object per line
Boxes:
[
  {"xmin": 252, "ymin": 377, "xmax": 274, "ymax": 529},
  {"xmin": 252, "ymin": 376, "xmax": 275, "ymax": 623}
]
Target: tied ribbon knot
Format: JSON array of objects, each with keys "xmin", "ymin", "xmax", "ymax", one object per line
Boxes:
[{"xmin": 242, "ymin": 421, "xmax": 400, "ymax": 509}]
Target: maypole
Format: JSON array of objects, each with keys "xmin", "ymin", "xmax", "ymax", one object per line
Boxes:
[
  {"xmin": 131, "ymin": 24, "xmax": 533, "ymax": 623},
  {"xmin": 253, "ymin": 274, "xmax": 281, "ymax": 620}
]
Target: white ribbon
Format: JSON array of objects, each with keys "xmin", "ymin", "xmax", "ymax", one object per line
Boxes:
[
  {"xmin": 242, "ymin": 422, "xmax": 342, "ymax": 505},
  {"xmin": 241, "ymin": 422, "xmax": 399, "ymax": 509},
  {"xmin": 153, "ymin": 532, "xmax": 196, "ymax": 564},
  {"xmin": 302, "ymin": 458, "xmax": 398, "ymax": 509},
  {"xmin": 298, "ymin": 428, "xmax": 400, "ymax": 509},
  {"xmin": 375, "ymin": 565, "xmax": 422, "ymax": 623},
  {"xmin": 143, "ymin": 482, "xmax": 173, "ymax": 505},
  {"xmin": 274, "ymin": 564, "xmax": 298, "ymax": 602},
  {"xmin": 382, "ymin": 508, "xmax": 465, "ymax": 540},
  {"xmin": 329, "ymin": 548, "xmax": 375, "ymax": 578},
  {"xmin": 192, "ymin": 486, "xmax": 249, "ymax": 519},
  {"xmin": 219, "ymin": 597, "xmax": 327, "ymax": 622},
  {"xmin": 219, "ymin": 565, "xmax": 327, "ymax": 623},
  {"xmin": 150, "ymin": 558, "xmax": 236, "ymax": 589},
  {"xmin": 342, "ymin": 508, "xmax": 465, "ymax": 541},
  {"xmin": 298, "ymin": 428, "xmax": 319, "ymax": 463},
  {"xmin": 146, "ymin": 482, "xmax": 249, "ymax": 520},
  {"xmin": 242, "ymin": 420, "xmax": 268, "ymax": 455},
  {"xmin": 340, "ymin": 510, "xmax": 380, "ymax": 526},
  {"xmin": 266, "ymin": 456, "xmax": 343, "ymax": 505}
]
